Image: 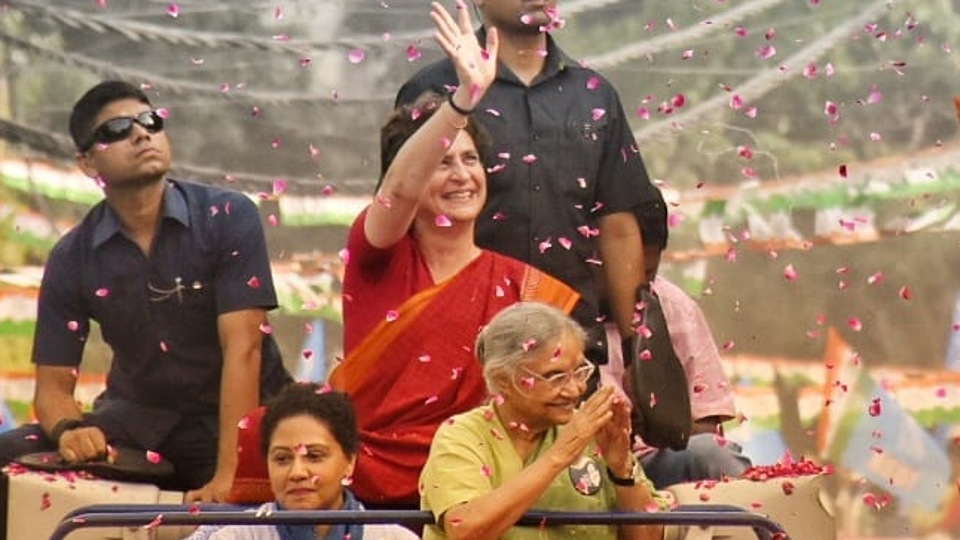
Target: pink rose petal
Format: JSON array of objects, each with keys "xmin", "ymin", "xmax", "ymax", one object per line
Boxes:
[
  {"xmin": 347, "ymin": 49, "xmax": 366, "ymax": 64},
  {"xmin": 406, "ymin": 45, "xmax": 422, "ymax": 62},
  {"xmin": 848, "ymin": 317, "xmax": 863, "ymax": 332}
]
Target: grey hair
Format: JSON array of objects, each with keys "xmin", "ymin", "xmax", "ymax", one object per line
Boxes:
[{"xmin": 475, "ymin": 302, "xmax": 586, "ymax": 394}]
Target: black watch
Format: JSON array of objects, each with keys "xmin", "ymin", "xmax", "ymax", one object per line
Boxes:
[
  {"xmin": 606, "ymin": 465, "xmax": 636, "ymax": 487},
  {"xmin": 50, "ymin": 418, "xmax": 86, "ymax": 443}
]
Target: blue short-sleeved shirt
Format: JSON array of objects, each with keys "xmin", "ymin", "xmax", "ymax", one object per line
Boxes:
[{"xmin": 33, "ymin": 180, "xmax": 291, "ymax": 422}]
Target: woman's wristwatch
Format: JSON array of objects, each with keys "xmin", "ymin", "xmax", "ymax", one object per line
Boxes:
[{"xmin": 607, "ymin": 463, "xmax": 637, "ymax": 487}]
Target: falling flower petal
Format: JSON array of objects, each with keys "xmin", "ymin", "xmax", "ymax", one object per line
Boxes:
[
  {"xmin": 246, "ymin": 276, "xmax": 261, "ymax": 289},
  {"xmin": 166, "ymin": 3, "xmax": 179, "ymax": 18},
  {"xmin": 146, "ymin": 451, "xmax": 162, "ymax": 464},
  {"xmin": 848, "ymin": 317, "xmax": 863, "ymax": 332},
  {"xmin": 95, "ymin": 288, "xmax": 109, "ymax": 298},
  {"xmin": 783, "ymin": 264, "xmax": 798, "ymax": 281},
  {"xmin": 755, "ymin": 44, "xmax": 776, "ymax": 59},
  {"xmin": 586, "ymin": 76, "xmax": 600, "ymax": 90},
  {"xmin": 868, "ymin": 397, "xmax": 882, "ymax": 416},
  {"xmin": 347, "ymin": 49, "xmax": 366, "ymax": 64},
  {"xmin": 406, "ymin": 45, "xmax": 422, "ymax": 62},
  {"xmin": 435, "ymin": 215, "xmax": 452, "ymax": 227},
  {"xmin": 558, "ymin": 237, "xmax": 573, "ymax": 250},
  {"xmin": 385, "ymin": 310, "xmax": 399, "ymax": 322},
  {"xmin": 538, "ymin": 238, "xmax": 552, "ymax": 253},
  {"xmin": 899, "ymin": 286, "xmax": 911, "ymax": 300}
]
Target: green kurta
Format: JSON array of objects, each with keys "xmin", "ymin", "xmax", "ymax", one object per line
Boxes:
[{"xmin": 420, "ymin": 404, "xmax": 658, "ymax": 539}]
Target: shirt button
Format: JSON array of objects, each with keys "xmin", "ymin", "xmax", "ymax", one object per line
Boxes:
[{"xmin": 533, "ymin": 184, "xmax": 541, "ymax": 191}]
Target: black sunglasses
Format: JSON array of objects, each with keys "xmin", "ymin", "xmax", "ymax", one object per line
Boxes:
[{"xmin": 80, "ymin": 110, "xmax": 165, "ymax": 151}]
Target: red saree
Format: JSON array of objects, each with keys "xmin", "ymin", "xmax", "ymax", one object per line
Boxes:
[{"xmin": 330, "ymin": 249, "xmax": 578, "ymax": 506}]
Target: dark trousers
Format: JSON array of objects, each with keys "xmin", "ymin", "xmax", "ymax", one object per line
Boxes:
[{"xmin": 0, "ymin": 416, "xmax": 217, "ymax": 492}]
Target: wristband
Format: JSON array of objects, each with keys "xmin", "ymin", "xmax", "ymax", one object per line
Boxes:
[
  {"xmin": 607, "ymin": 465, "xmax": 636, "ymax": 487},
  {"xmin": 50, "ymin": 418, "xmax": 86, "ymax": 444},
  {"xmin": 447, "ymin": 93, "xmax": 475, "ymax": 116}
]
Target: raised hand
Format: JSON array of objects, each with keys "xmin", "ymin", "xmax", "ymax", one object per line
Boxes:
[
  {"xmin": 430, "ymin": 0, "xmax": 499, "ymax": 110},
  {"xmin": 595, "ymin": 395, "xmax": 634, "ymax": 474},
  {"xmin": 549, "ymin": 385, "xmax": 616, "ymax": 466}
]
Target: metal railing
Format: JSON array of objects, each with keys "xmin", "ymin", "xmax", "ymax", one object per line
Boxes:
[{"xmin": 49, "ymin": 503, "xmax": 790, "ymax": 540}]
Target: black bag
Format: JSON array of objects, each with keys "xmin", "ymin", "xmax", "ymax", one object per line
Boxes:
[{"xmin": 626, "ymin": 285, "xmax": 692, "ymax": 450}]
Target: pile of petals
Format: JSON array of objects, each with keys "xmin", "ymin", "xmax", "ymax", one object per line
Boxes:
[{"xmin": 740, "ymin": 455, "xmax": 834, "ymax": 482}]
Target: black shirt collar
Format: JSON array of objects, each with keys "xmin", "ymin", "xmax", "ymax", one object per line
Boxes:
[{"xmin": 476, "ymin": 27, "xmax": 573, "ymax": 86}]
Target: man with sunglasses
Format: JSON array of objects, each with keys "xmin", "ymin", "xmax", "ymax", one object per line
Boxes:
[{"xmin": 0, "ymin": 80, "xmax": 292, "ymax": 502}]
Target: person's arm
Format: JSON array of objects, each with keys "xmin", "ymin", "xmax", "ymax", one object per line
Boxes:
[
  {"xmin": 185, "ymin": 308, "xmax": 266, "ymax": 503},
  {"xmin": 441, "ymin": 387, "xmax": 617, "ymax": 540},
  {"xmin": 34, "ymin": 365, "xmax": 108, "ymax": 462},
  {"xmin": 598, "ymin": 212, "xmax": 644, "ymax": 338},
  {"xmin": 596, "ymin": 398, "xmax": 663, "ymax": 540},
  {"xmin": 364, "ymin": 1, "xmax": 498, "ymax": 248}
]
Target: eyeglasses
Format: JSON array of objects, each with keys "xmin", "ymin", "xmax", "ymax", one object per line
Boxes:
[
  {"xmin": 519, "ymin": 359, "xmax": 595, "ymax": 390},
  {"xmin": 80, "ymin": 110, "xmax": 165, "ymax": 151}
]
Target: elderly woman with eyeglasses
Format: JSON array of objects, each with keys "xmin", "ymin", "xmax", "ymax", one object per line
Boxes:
[{"xmin": 420, "ymin": 302, "xmax": 667, "ymax": 540}]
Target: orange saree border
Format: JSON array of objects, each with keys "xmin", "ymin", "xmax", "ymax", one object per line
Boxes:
[{"xmin": 328, "ymin": 280, "xmax": 448, "ymax": 394}]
